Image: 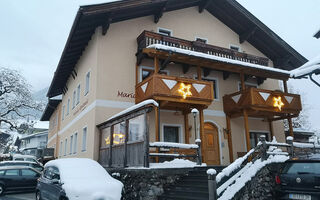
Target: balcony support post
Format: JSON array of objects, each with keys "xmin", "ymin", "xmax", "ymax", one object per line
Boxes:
[
  {"xmin": 243, "ymin": 109, "xmax": 251, "ymax": 152},
  {"xmin": 197, "ymin": 66, "xmax": 202, "ymax": 80},
  {"xmin": 199, "ymin": 109, "xmax": 205, "ymax": 160},
  {"xmin": 155, "ymin": 105, "xmax": 160, "ymax": 163},
  {"xmin": 240, "ymin": 72, "xmax": 245, "ymax": 91},
  {"xmin": 283, "ymin": 80, "xmax": 288, "ymax": 93},
  {"xmin": 226, "ymin": 115, "xmax": 234, "ymax": 162},
  {"xmin": 154, "ymin": 56, "xmax": 159, "ymax": 74},
  {"xmin": 184, "ymin": 111, "xmax": 190, "ymax": 144},
  {"xmin": 283, "ymin": 80, "xmax": 294, "ymax": 137},
  {"xmin": 268, "ymin": 120, "xmax": 274, "ymax": 141}
]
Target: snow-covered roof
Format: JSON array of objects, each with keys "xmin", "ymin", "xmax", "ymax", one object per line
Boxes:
[
  {"xmin": 147, "ymin": 44, "xmax": 291, "ymax": 76},
  {"xmin": 106, "ymin": 99, "xmax": 158, "ymax": 122},
  {"xmin": 33, "ymin": 121, "xmax": 49, "ymax": 129},
  {"xmin": 20, "ymin": 131, "xmax": 48, "ymax": 140},
  {"xmin": 290, "ymin": 53, "xmax": 320, "ymax": 78}
]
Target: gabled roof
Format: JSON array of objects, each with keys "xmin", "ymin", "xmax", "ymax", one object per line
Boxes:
[
  {"xmin": 47, "ymin": 0, "xmax": 307, "ymax": 98},
  {"xmin": 40, "ymin": 99, "xmax": 61, "ymax": 121}
]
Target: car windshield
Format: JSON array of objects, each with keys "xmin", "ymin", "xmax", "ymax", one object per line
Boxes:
[{"xmin": 282, "ymin": 162, "xmax": 320, "ymax": 174}]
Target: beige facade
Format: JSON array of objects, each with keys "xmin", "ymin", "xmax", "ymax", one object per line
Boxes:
[{"xmin": 47, "ymin": 7, "xmax": 286, "ymax": 165}]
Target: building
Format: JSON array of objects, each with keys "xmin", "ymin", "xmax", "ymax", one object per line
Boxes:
[
  {"xmin": 19, "ymin": 131, "xmax": 48, "ymax": 150},
  {"xmin": 41, "ymin": 0, "xmax": 306, "ymax": 166}
]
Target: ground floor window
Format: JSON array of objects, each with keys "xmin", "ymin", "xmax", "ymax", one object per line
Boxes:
[
  {"xmin": 250, "ymin": 132, "xmax": 269, "ymax": 148},
  {"xmin": 163, "ymin": 125, "xmax": 180, "ymax": 143}
]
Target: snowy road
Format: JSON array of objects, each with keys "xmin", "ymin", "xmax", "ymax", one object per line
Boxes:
[{"xmin": 2, "ymin": 192, "xmax": 35, "ymax": 200}]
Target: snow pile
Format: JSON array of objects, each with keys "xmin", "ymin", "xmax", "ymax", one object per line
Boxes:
[
  {"xmin": 291, "ymin": 53, "xmax": 320, "ymax": 78},
  {"xmin": 147, "ymin": 44, "xmax": 290, "ymax": 75},
  {"xmin": 207, "ymin": 168, "xmax": 217, "ymax": 175},
  {"xmin": 128, "ymin": 159, "xmax": 206, "ymax": 169},
  {"xmin": 149, "ymin": 142, "xmax": 198, "ymax": 149},
  {"xmin": 216, "ymin": 148, "xmax": 255, "ymax": 183},
  {"xmin": 218, "ymin": 155, "xmax": 289, "ymax": 200},
  {"xmin": 293, "ymin": 142, "xmax": 320, "ymax": 148},
  {"xmin": 107, "ymin": 99, "xmax": 158, "ymax": 121},
  {"xmin": 46, "ymin": 158, "xmax": 123, "ymax": 200}
]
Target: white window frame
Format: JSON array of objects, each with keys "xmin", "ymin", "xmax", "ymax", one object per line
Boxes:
[
  {"xmin": 139, "ymin": 66, "xmax": 169, "ymax": 82},
  {"xmin": 67, "ymin": 99, "xmax": 70, "ymax": 115},
  {"xmin": 85, "ymin": 71, "xmax": 90, "ymax": 96},
  {"xmin": 70, "ymin": 135, "xmax": 73, "ymax": 155},
  {"xmin": 76, "ymin": 84, "xmax": 80, "ymax": 105},
  {"xmin": 157, "ymin": 27, "xmax": 173, "ymax": 36},
  {"xmin": 161, "ymin": 123, "xmax": 184, "ymax": 143},
  {"xmin": 201, "ymin": 76, "xmax": 220, "ymax": 101},
  {"xmin": 82, "ymin": 126, "xmax": 87, "ymax": 152},
  {"xmin": 62, "ymin": 105, "xmax": 65, "ymax": 120},
  {"xmin": 195, "ymin": 36, "xmax": 208, "ymax": 44},
  {"xmin": 237, "ymin": 81, "xmax": 258, "ymax": 91},
  {"xmin": 229, "ymin": 44, "xmax": 241, "ymax": 52},
  {"xmin": 72, "ymin": 90, "xmax": 76, "ymax": 109},
  {"xmin": 74, "ymin": 132, "xmax": 78, "ymax": 154}
]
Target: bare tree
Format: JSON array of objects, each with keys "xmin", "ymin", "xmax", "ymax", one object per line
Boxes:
[{"xmin": 0, "ymin": 67, "xmax": 43, "ymax": 130}]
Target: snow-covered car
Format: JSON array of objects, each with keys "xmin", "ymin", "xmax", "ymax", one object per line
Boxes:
[{"xmin": 36, "ymin": 158, "xmax": 123, "ymax": 200}]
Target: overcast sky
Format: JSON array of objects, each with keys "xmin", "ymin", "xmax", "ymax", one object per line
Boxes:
[{"xmin": 0, "ymin": 0, "xmax": 319, "ymax": 130}]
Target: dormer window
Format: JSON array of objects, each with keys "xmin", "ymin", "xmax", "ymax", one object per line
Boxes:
[
  {"xmin": 195, "ymin": 37, "xmax": 208, "ymax": 44},
  {"xmin": 230, "ymin": 44, "xmax": 241, "ymax": 52},
  {"xmin": 157, "ymin": 28, "xmax": 172, "ymax": 36}
]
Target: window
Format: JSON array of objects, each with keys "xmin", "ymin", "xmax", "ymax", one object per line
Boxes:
[
  {"xmin": 85, "ymin": 72, "xmax": 90, "ymax": 95},
  {"xmin": 157, "ymin": 28, "xmax": 172, "ymax": 36},
  {"xmin": 230, "ymin": 44, "xmax": 240, "ymax": 52},
  {"xmin": 250, "ymin": 132, "xmax": 269, "ymax": 148},
  {"xmin": 202, "ymin": 77, "xmax": 219, "ymax": 100},
  {"xmin": 113, "ymin": 122, "xmax": 126, "ymax": 145},
  {"xmin": 128, "ymin": 115, "xmax": 145, "ymax": 142},
  {"xmin": 67, "ymin": 99, "xmax": 70, "ymax": 115},
  {"xmin": 238, "ymin": 82, "xmax": 258, "ymax": 91},
  {"xmin": 62, "ymin": 105, "xmax": 65, "ymax": 120},
  {"xmin": 163, "ymin": 125, "xmax": 180, "ymax": 143},
  {"xmin": 82, "ymin": 127, "xmax": 87, "ymax": 151},
  {"xmin": 195, "ymin": 37, "xmax": 208, "ymax": 44},
  {"xmin": 70, "ymin": 135, "xmax": 73, "ymax": 155},
  {"xmin": 64, "ymin": 138, "xmax": 67, "ymax": 156},
  {"xmin": 72, "ymin": 90, "xmax": 76, "ymax": 109},
  {"xmin": 5, "ymin": 169, "xmax": 19, "ymax": 176},
  {"xmin": 74, "ymin": 133, "xmax": 78, "ymax": 154},
  {"xmin": 59, "ymin": 141, "xmax": 63, "ymax": 157},
  {"xmin": 76, "ymin": 84, "xmax": 80, "ymax": 105},
  {"xmin": 21, "ymin": 169, "xmax": 37, "ymax": 177},
  {"xmin": 140, "ymin": 67, "xmax": 168, "ymax": 82},
  {"xmin": 0, "ymin": 170, "xmax": 4, "ymax": 176}
]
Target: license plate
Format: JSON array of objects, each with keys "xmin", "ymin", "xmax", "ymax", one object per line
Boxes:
[{"xmin": 289, "ymin": 194, "xmax": 311, "ymax": 200}]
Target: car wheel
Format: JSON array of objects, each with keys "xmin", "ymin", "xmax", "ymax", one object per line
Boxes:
[
  {"xmin": 0, "ymin": 185, "xmax": 5, "ymax": 196},
  {"xmin": 36, "ymin": 191, "xmax": 42, "ymax": 200}
]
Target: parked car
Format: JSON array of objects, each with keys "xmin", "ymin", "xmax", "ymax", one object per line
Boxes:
[
  {"xmin": 0, "ymin": 161, "xmax": 44, "ymax": 171},
  {"xmin": 12, "ymin": 154, "xmax": 43, "ymax": 166},
  {"xmin": 0, "ymin": 166, "xmax": 41, "ymax": 195},
  {"xmin": 36, "ymin": 158, "xmax": 123, "ymax": 200},
  {"xmin": 275, "ymin": 160, "xmax": 320, "ymax": 200}
]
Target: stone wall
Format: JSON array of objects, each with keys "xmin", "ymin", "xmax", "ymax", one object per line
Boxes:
[
  {"xmin": 107, "ymin": 168, "xmax": 191, "ymax": 200},
  {"xmin": 234, "ymin": 163, "xmax": 281, "ymax": 200}
]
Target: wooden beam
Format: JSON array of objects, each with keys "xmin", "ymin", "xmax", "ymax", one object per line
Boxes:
[
  {"xmin": 240, "ymin": 72, "xmax": 245, "ymax": 91},
  {"xmin": 182, "ymin": 64, "xmax": 190, "ymax": 74},
  {"xmin": 226, "ymin": 115, "xmax": 234, "ymax": 162},
  {"xmin": 184, "ymin": 113, "xmax": 190, "ymax": 144},
  {"xmin": 288, "ymin": 118, "xmax": 294, "ymax": 137},
  {"xmin": 154, "ymin": 56, "xmax": 159, "ymax": 74},
  {"xmin": 243, "ymin": 109, "xmax": 251, "ymax": 152},
  {"xmin": 257, "ymin": 77, "xmax": 266, "ymax": 85},
  {"xmin": 155, "ymin": 105, "xmax": 160, "ymax": 163},
  {"xmin": 160, "ymin": 51, "xmax": 172, "ymax": 70},
  {"xmin": 199, "ymin": 0, "xmax": 212, "ymax": 13},
  {"xmin": 203, "ymin": 68, "xmax": 211, "ymax": 77},
  {"xmin": 268, "ymin": 120, "xmax": 274, "ymax": 140},
  {"xmin": 283, "ymin": 80, "xmax": 288, "ymax": 93},
  {"xmin": 239, "ymin": 26, "xmax": 257, "ymax": 44},
  {"xmin": 197, "ymin": 66, "xmax": 202, "ymax": 80},
  {"xmin": 154, "ymin": 2, "xmax": 167, "ymax": 23},
  {"xmin": 223, "ymin": 71, "xmax": 230, "ymax": 80}
]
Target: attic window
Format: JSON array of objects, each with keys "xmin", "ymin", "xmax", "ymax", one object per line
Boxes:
[
  {"xmin": 230, "ymin": 44, "xmax": 240, "ymax": 52},
  {"xmin": 158, "ymin": 28, "xmax": 172, "ymax": 36},
  {"xmin": 195, "ymin": 37, "xmax": 208, "ymax": 44}
]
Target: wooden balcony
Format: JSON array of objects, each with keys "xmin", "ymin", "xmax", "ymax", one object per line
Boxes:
[
  {"xmin": 135, "ymin": 74, "xmax": 214, "ymax": 109},
  {"xmin": 137, "ymin": 30, "xmax": 269, "ymax": 66},
  {"xmin": 223, "ymin": 88, "xmax": 302, "ymax": 119}
]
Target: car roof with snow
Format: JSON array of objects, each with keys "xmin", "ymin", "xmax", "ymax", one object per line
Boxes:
[
  {"xmin": 0, "ymin": 161, "xmax": 38, "ymax": 165},
  {"xmin": 13, "ymin": 154, "xmax": 36, "ymax": 159}
]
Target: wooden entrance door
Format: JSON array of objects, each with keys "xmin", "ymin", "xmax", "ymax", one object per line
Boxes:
[{"xmin": 202, "ymin": 122, "xmax": 220, "ymax": 165}]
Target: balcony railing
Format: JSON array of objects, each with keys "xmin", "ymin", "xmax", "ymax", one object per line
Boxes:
[
  {"xmin": 135, "ymin": 74, "xmax": 214, "ymax": 107},
  {"xmin": 223, "ymin": 88, "xmax": 302, "ymax": 118},
  {"xmin": 137, "ymin": 30, "xmax": 269, "ymax": 66}
]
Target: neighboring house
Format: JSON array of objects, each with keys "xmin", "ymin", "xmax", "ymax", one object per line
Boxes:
[
  {"xmin": 285, "ymin": 128, "xmax": 314, "ymax": 143},
  {"xmin": 20, "ymin": 131, "xmax": 48, "ymax": 150},
  {"xmin": 41, "ymin": 0, "xmax": 307, "ymax": 165}
]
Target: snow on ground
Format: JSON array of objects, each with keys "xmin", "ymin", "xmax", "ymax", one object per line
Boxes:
[
  {"xmin": 147, "ymin": 44, "xmax": 291, "ymax": 75},
  {"xmin": 149, "ymin": 142, "xmax": 198, "ymax": 149},
  {"xmin": 218, "ymin": 155, "xmax": 289, "ymax": 200},
  {"xmin": 128, "ymin": 159, "xmax": 206, "ymax": 169}
]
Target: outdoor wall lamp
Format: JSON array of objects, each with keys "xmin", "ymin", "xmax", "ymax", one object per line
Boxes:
[{"xmin": 191, "ymin": 108, "xmax": 199, "ymax": 141}]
